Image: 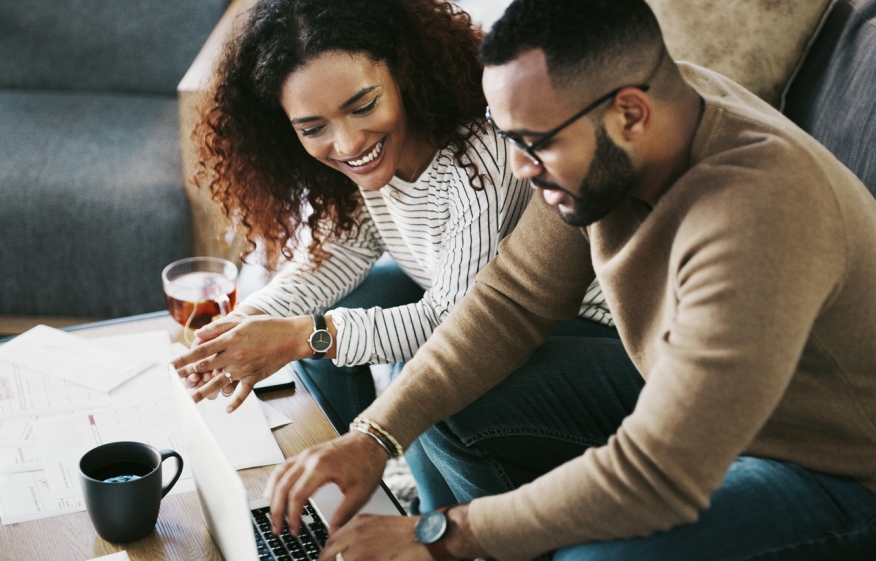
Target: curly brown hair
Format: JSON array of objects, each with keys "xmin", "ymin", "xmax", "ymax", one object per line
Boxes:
[{"xmin": 195, "ymin": 0, "xmax": 487, "ymax": 271}]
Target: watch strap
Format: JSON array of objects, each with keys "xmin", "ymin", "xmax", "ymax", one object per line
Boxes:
[
  {"xmin": 425, "ymin": 539, "xmax": 454, "ymax": 561},
  {"xmin": 311, "ymin": 313, "xmax": 327, "ymax": 331}
]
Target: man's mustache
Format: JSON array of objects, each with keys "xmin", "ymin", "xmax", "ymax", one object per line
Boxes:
[{"xmin": 530, "ymin": 177, "xmax": 576, "ymax": 198}]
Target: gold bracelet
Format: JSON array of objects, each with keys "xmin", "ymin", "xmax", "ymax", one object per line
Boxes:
[
  {"xmin": 350, "ymin": 425, "xmax": 394, "ymax": 458},
  {"xmin": 350, "ymin": 417, "xmax": 404, "ymax": 459}
]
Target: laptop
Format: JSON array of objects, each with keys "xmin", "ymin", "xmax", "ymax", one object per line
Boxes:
[{"xmin": 169, "ymin": 368, "xmax": 405, "ymax": 561}]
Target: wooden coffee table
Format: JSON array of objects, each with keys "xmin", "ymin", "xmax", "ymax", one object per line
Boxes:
[{"xmin": 0, "ymin": 312, "xmax": 338, "ymax": 561}]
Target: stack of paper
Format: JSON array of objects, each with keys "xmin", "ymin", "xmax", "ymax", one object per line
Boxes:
[
  {"xmin": 0, "ymin": 325, "xmax": 153, "ymax": 393},
  {"xmin": 0, "ymin": 326, "xmax": 291, "ymax": 525}
]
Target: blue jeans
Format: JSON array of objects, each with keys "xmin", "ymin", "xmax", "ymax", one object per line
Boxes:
[{"xmin": 420, "ymin": 337, "xmax": 876, "ymax": 560}]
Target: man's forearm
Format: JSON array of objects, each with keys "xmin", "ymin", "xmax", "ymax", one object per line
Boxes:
[{"xmin": 446, "ymin": 504, "xmax": 490, "ymax": 560}]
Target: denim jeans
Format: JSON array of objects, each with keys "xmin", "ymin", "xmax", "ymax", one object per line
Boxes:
[{"xmin": 419, "ymin": 337, "xmax": 876, "ymax": 560}]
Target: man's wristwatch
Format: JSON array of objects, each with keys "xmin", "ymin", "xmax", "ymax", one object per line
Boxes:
[
  {"xmin": 307, "ymin": 314, "xmax": 333, "ymax": 359},
  {"xmin": 415, "ymin": 507, "xmax": 454, "ymax": 561}
]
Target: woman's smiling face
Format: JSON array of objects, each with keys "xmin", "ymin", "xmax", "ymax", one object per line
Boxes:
[{"xmin": 280, "ymin": 51, "xmax": 421, "ymax": 190}]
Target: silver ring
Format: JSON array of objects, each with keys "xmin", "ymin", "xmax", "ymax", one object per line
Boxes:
[
  {"xmin": 335, "ymin": 553, "xmax": 346, "ymax": 561},
  {"xmin": 224, "ymin": 371, "xmax": 233, "ymax": 382}
]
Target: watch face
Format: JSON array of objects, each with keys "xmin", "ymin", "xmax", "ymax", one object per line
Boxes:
[
  {"xmin": 309, "ymin": 329, "xmax": 333, "ymax": 353},
  {"xmin": 415, "ymin": 509, "xmax": 447, "ymax": 545}
]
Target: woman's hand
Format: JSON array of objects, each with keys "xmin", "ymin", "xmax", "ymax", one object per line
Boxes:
[
  {"xmin": 178, "ymin": 309, "xmax": 250, "ymax": 391},
  {"xmin": 264, "ymin": 431, "xmax": 389, "ymax": 536},
  {"xmin": 171, "ymin": 311, "xmax": 334, "ymax": 412}
]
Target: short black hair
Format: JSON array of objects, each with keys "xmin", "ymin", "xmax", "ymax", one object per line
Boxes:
[{"xmin": 480, "ymin": 0, "xmax": 663, "ymax": 86}]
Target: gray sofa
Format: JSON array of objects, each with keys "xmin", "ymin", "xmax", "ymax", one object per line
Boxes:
[
  {"xmin": 784, "ymin": 0, "xmax": 876, "ymax": 197},
  {"xmin": 0, "ymin": 0, "xmax": 229, "ymax": 321}
]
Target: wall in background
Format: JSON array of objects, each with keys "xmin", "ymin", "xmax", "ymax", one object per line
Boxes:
[{"xmin": 453, "ymin": 0, "xmax": 512, "ymax": 31}]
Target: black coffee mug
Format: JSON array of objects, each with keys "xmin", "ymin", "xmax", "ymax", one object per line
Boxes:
[{"xmin": 79, "ymin": 441, "xmax": 184, "ymax": 543}]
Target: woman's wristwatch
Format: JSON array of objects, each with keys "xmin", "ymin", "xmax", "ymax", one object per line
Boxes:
[{"xmin": 307, "ymin": 314, "xmax": 333, "ymax": 359}]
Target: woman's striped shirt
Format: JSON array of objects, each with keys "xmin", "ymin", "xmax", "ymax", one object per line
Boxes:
[{"xmin": 241, "ymin": 122, "xmax": 613, "ymax": 366}]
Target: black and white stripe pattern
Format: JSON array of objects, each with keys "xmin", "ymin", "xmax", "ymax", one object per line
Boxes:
[{"xmin": 243, "ymin": 122, "xmax": 612, "ymax": 366}]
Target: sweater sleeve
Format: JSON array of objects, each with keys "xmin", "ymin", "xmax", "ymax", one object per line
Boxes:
[
  {"xmin": 466, "ymin": 168, "xmax": 848, "ymax": 561},
  {"xmin": 328, "ymin": 131, "xmax": 532, "ymax": 366},
  {"xmin": 361, "ymin": 192, "xmax": 594, "ymax": 446},
  {"xmin": 241, "ymin": 207, "xmax": 385, "ymax": 317}
]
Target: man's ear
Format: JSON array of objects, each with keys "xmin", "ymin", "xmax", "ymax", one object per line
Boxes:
[{"xmin": 610, "ymin": 87, "xmax": 651, "ymax": 142}]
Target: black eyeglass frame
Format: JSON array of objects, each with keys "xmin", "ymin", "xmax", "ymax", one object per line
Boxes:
[{"xmin": 486, "ymin": 83, "xmax": 650, "ymax": 166}]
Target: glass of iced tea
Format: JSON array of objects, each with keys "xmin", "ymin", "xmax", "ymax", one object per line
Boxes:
[{"xmin": 162, "ymin": 257, "xmax": 238, "ymax": 343}]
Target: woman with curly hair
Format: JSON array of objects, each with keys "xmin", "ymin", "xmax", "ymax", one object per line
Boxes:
[{"xmin": 172, "ymin": 0, "xmax": 615, "ymax": 510}]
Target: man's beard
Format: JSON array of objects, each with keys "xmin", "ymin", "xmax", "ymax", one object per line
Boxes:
[{"xmin": 532, "ymin": 125, "xmax": 637, "ymax": 227}]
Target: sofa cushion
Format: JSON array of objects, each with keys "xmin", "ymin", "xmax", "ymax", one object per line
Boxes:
[
  {"xmin": 783, "ymin": 0, "xmax": 876, "ymax": 197},
  {"xmin": 0, "ymin": 91, "xmax": 192, "ymax": 317},
  {"xmin": 647, "ymin": 0, "xmax": 833, "ymax": 107},
  {"xmin": 0, "ymin": 0, "xmax": 229, "ymax": 95}
]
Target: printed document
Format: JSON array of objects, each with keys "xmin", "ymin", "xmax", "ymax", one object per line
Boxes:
[{"xmin": 0, "ymin": 325, "xmax": 152, "ymax": 392}]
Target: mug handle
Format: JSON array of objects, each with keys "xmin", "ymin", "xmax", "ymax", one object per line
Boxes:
[
  {"xmin": 158, "ymin": 449, "xmax": 184, "ymax": 498},
  {"xmin": 214, "ymin": 293, "xmax": 231, "ymax": 317}
]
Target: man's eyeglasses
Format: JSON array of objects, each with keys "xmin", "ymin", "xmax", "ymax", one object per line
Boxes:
[{"xmin": 485, "ymin": 84, "xmax": 650, "ymax": 166}]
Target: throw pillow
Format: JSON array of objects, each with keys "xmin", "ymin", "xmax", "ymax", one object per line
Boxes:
[{"xmin": 648, "ymin": 0, "xmax": 833, "ymax": 107}]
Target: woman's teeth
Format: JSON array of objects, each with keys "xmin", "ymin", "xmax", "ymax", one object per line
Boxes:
[{"xmin": 347, "ymin": 140, "xmax": 384, "ymax": 167}]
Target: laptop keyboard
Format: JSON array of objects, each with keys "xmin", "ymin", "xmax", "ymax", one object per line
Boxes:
[{"xmin": 251, "ymin": 500, "xmax": 330, "ymax": 561}]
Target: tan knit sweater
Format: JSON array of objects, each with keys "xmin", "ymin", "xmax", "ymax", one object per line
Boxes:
[{"xmin": 361, "ymin": 64, "xmax": 876, "ymax": 561}]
